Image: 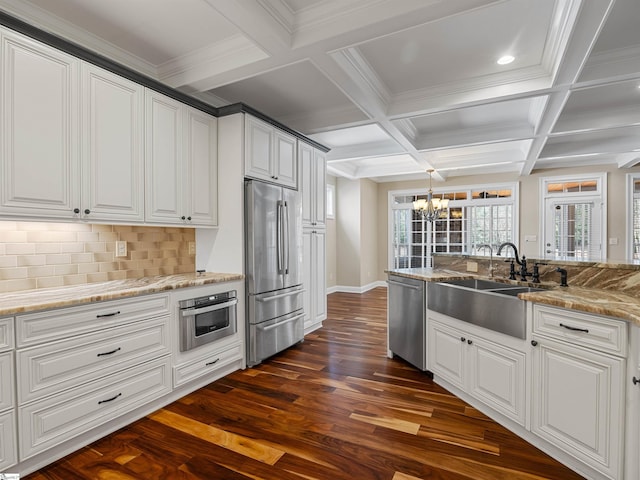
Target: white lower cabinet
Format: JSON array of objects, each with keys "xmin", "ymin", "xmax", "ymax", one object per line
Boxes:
[
  {"xmin": 0, "ymin": 316, "xmax": 16, "ymax": 471},
  {"xmin": 19, "ymin": 356, "xmax": 171, "ymax": 460},
  {"xmin": 302, "ymin": 228, "xmax": 326, "ymax": 333},
  {"xmin": 428, "ymin": 311, "xmax": 526, "ymax": 426},
  {"xmin": 173, "ymin": 342, "xmax": 242, "ymax": 388},
  {"xmin": 531, "ymin": 304, "xmax": 626, "ymax": 480},
  {"xmin": 0, "ymin": 410, "xmax": 17, "ymax": 471},
  {"xmin": 14, "ymin": 293, "xmax": 172, "ymax": 469}
]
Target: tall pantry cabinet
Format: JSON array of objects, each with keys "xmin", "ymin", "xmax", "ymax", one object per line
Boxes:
[{"xmin": 299, "ymin": 141, "xmax": 327, "ymax": 333}]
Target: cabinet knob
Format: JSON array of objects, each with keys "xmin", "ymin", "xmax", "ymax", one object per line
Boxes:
[
  {"xmin": 181, "ymin": 216, "xmax": 186, "ymax": 220},
  {"xmin": 84, "ymin": 209, "xmax": 90, "ymax": 215},
  {"xmin": 467, "ymin": 339, "xmax": 473, "ymax": 345},
  {"xmin": 531, "ymin": 340, "xmax": 538, "ymax": 347},
  {"xmin": 460, "ymin": 337, "xmax": 466, "ymax": 342},
  {"xmin": 73, "ymin": 208, "xmax": 80, "ymax": 214},
  {"xmin": 187, "ymin": 216, "xmax": 192, "ymax": 221},
  {"xmin": 633, "ymin": 377, "xmax": 640, "ymax": 385}
]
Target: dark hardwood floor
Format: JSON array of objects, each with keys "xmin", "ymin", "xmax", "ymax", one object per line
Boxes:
[{"xmin": 26, "ymin": 288, "xmax": 584, "ymax": 479}]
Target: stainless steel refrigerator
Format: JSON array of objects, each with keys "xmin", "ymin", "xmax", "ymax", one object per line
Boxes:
[{"xmin": 245, "ymin": 179, "xmax": 305, "ymax": 366}]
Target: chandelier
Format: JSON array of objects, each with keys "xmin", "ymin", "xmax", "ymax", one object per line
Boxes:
[{"xmin": 413, "ymin": 169, "xmax": 449, "ymax": 222}]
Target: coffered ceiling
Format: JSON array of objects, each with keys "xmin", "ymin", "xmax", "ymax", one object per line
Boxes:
[{"xmin": 1, "ymin": 0, "xmax": 639, "ymax": 182}]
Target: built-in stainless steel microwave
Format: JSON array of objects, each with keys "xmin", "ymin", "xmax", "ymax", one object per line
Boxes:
[{"xmin": 178, "ymin": 290, "xmax": 237, "ymax": 352}]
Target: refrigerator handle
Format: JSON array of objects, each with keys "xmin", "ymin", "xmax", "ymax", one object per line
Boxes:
[
  {"xmin": 284, "ymin": 201, "xmax": 290, "ymax": 274},
  {"xmin": 277, "ymin": 201, "xmax": 284, "ymax": 274}
]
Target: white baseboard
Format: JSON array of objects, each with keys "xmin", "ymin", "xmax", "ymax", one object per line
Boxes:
[{"xmin": 327, "ymin": 281, "xmax": 387, "ymax": 294}]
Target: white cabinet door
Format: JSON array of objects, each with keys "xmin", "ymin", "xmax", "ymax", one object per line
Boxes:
[
  {"xmin": 145, "ymin": 91, "xmax": 217, "ymax": 226},
  {"xmin": 0, "ymin": 352, "xmax": 13, "ymax": 411},
  {"xmin": 1, "ymin": 30, "xmax": 80, "ymax": 218},
  {"xmin": 0, "ymin": 410, "xmax": 17, "ymax": 471},
  {"xmin": 245, "ymin": 115, "xmax": 297, "ymax": 188},
  {"xmin": 531, "ymin": 336, "xmax": 624, "ymax": 480},
  {"xmin": 313, "ymin": 149, "xmax": 326, "ymax": 228},
  {"xmin": 185, "ymin": 107, "xmax": 217, "ymax": 226},
  {"xmin": 82, "ymin": 64, "xmax": 144, "ymax": 222},
  {"xmin": 299, "ymin": 142, "xmax": 326, "ymax": 228},
  {"xmin": 467, "ymin": 336, "xmax": 526, "ymax": 425},
  {"xmin": 302, "ymin": 229, "xmax": 326, "ymax": 333},
  {"xmin": 273, "ymin": 129, "xmax": 297, "ymax": 188},
  {"xmin": 428, "ymin": 317, "xmax": 466, "ymax": 390},
  {"xmin": 313, "ymin": 229, "xmax": 326, "ymax": 323},
  {"xmin": 245, "ymin": 115, "xmax": 273, "ymax": 182},
  {"xmin": 145, "ymin": 90, "xmax": 183, "ymax": 223},
  {"xmin": 302, "ymin": 229, "xmax": 313, "ymax": 330}
]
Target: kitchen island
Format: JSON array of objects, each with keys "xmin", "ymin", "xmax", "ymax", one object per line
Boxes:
[{"xmin": 387, "ymin": 263, "xmax": 640, "ymax": 480}]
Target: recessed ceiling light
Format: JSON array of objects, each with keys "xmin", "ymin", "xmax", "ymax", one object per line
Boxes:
[{"xmin": 497, "ymin": 55, "xmax": 515, "ymax": 65}]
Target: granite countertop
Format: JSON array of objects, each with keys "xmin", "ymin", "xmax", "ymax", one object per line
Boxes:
[
  {"xmin": 0, "ymin": 272, "xmax": 244, "ymax": 316},
  {"xmin": 387, "ymin": 268, "xmax": 640, "ymax": 326}
]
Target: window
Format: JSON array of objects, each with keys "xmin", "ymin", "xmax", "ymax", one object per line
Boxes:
[
  {"xmin": 389, "ymin": 183, "xmax": 518, "ymax": 269},
  {"xmin": 540, "ymin": 174, "xmax": 606, "ymax": 261},
  {"xmin": 326, "ymin": 184, "xmax": 335, "ymax": 219},
  {"xmin": 627, "ymin": 174, "xmax": 640, "ymax": 260}
]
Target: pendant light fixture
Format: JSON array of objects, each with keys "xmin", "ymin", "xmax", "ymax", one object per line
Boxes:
[{"xmin": 413, "ymin": 169, "xmax": 449, "ymax": 222}]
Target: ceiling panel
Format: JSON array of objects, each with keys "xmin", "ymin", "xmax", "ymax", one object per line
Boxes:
[
  {"xmin": 206, "ymin": 60, "xmax": 367, "ymax": 128},
  {"xmin": 356, "ymin": 0, "xmax": 555, "ymax": 94},
  {"xmin": 20, "ymin": 0, "xmax": 239, "ymax": 64}
]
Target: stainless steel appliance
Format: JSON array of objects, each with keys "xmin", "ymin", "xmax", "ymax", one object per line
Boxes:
[
  {"xmin": 388, "ymin": 274, "xmax": 427, "ymax": 370},
  {"xmin": 178, "ymin": 290, "xmax": 237, "ymax": 352},
  {"xmin": 245, "ymin": 179, "xmax": 305, "ymax": 366}
]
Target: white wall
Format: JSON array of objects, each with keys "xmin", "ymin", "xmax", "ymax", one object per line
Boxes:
[{"xmin": 326, "ymin": 174, "xmax": 337, "ymax": 290}]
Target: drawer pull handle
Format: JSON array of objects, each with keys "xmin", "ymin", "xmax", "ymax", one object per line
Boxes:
[
  {"xmin": 206, "ymin": 358, "xmax": 220, "ymax": 366},
  {"xmin": 633, "ymin": 377, "xmax": 640, "ymax": 386},
  {"xmin": 559, "ymin": 323, "xmax": 589, "ymax": 333},
  {"xmin": 97, "ymin": 347, "xmax": 121, "ymax": 357},
  {"xmin": 98, "ymin": 392, "xmax": 122, "ymax": 405},
  {"xmin": 96, "ymin": 311, "xmax": 121, "ymax": 318}
]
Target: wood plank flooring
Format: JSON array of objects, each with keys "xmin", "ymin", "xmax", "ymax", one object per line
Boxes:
[{"xmin": 25, "ymin": 288, "xmax": 585, "ymax": 480}]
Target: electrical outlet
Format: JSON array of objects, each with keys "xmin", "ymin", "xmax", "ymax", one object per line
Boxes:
[
  {"xmin": 115, "ymin": 241, "xmax": 127, "ymax": 257},
  {"xmin": 188, "ymin": 242, "xmax": 196, "ymax": 255}
]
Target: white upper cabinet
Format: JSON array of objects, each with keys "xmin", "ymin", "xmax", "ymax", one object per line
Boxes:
[
  {"xmin": 0, "ymin": 30, "xmax": 80, "ymax": 218},
  {"xmin": 145, "ymin": 90, "xmax": 183, "ymax": 224},
  {"xmin": 245, "ymin": 115, "xmax": 297, "ymax": 188},
  {"xmin": 185, "ymin": 107, "xmax": 217, "ymax": 226},
  {"xmin": 145, "ymin": 90, "xmax": 218, "ymax": 226},
  {"xmin": 299, "ymin": 142, "xmax": 326, "ymax": 228},
  {"xmin": 81, "ymin": 63, "xmax": 144, "ymax": 222}
]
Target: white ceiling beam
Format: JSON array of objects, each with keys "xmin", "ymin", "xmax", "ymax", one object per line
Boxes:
[{"xmin": 520, "ymin": 0, "xmax": 616, "ymax": 175}]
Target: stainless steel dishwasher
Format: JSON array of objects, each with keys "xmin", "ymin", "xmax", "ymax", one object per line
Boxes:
[{"xmin": 387, "ymin": 274, "xmax": 426, "ymax": 370}]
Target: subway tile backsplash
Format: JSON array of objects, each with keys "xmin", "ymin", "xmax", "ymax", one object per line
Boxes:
[{"xmin": 0, "ymin": 221, "xmax": 195, "ymax": 293}]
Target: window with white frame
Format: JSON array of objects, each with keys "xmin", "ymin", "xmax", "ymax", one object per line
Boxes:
[
  {"xmin": 540, "ymin": 174, "xmax": 606, "ymax": 261},
  {"xmin": 628, "ymin": 174, "xmax": 640, "ymax": 261},
  {"xmin": 326, "ymin": 184, "xmax": 335, "ymax": 219},
  {"xmin": 389, "ymin": 183, "xmax": 518, "ymax": 269}
]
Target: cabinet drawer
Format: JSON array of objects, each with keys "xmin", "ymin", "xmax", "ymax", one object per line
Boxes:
[
  {"xmin": 18, "ymin": 316, "xmax": 170, "ymax": 404},
  {"xmin": 0, "ymin": 317, "xmax": 15, "ymax": 351},
  {"xmin": 173, "ymin": 342, "xmax": 242, "ymax": 388},
  {"xmin": 17, "ymin": 293, "xmax": 170, "ymax": 347},
  {"xmin": 0, "ymin": 352, "xmax": 14, "ymax": 410},
  {"xmin": 0, "ymin": 410, "xmax": 17, "ymax": 471},
  {"xmin": 533, "ymin": 305, "xmax": 628, "ymax": 357},
  {"xmin": 19, "ymin": 355, "xmax": 171, "ymax": 460}
]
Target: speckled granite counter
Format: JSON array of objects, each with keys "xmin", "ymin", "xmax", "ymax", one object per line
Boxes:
[
  {"xmin": 0, "ymin": 272, "xmax": 244, "ymax": 316},
  {"xmin": 387, "ymin": 268, "xmax": 640, "ymax": 326}
]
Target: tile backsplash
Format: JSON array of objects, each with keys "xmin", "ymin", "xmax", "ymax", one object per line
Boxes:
[{"xmin": 0, "ymin": 221, "xmax": 195, "ymax": 293}]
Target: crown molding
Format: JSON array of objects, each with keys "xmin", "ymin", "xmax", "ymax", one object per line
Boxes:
[
  {"xmin": 157, "ymin": 34, "xmax": 268, "ymax": 88},
  {"xmin": 256, "ymin": 0, "xmax": 295, "ymax": 35}
]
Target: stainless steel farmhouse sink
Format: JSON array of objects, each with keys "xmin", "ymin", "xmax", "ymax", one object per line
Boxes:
[{"xmin": 427, "ymin": 280, "xmax": 545, "ymax": 339}]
